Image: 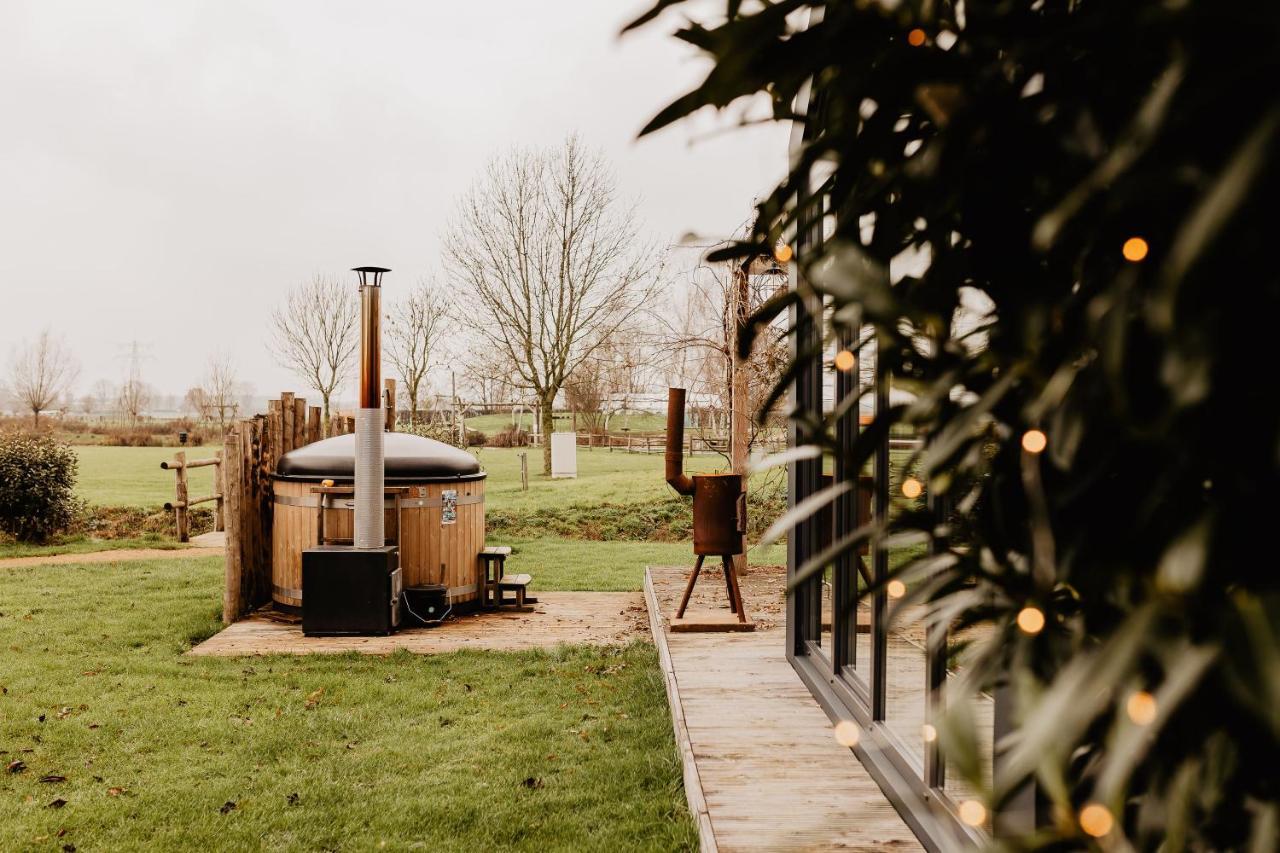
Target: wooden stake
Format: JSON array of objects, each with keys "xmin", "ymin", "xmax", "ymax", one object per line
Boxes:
[
  {"xmin": 214, "ymin": 449, "xmax": 225, "ymax": 532},
  {"xmin": 174, "ymin": 450, "xmax": 188, "ymax": 542},
  {"xmin": 222, "ymin": 431, "xmax": 242, "ymax": 623},
  {"xmin": 307, "ymin": 406, "xmax": 321, "ymax": 444},
  {"xmin": 280, "ymin": 392, "xmax": 295, "ymax": 455},
  {"xmin": 293, "ymin": 396, "xmax": 306, "ymax": 448}
]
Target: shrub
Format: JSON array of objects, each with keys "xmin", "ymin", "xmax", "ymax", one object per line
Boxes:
[
  {"xmin": 465, "ymin": 429, "xmax": 487, "ymax": 447},
  {"xmin": 0, "ymin": 431, "xmax": 85, "ymax": 543},
  {"xmin": 489, "ymin": 425, "xmax": 530, "ymax": 448}
]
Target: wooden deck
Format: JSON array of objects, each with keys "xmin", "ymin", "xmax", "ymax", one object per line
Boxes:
[
  {"xmin": 188, "ymin": 591, "xmax": 645, "ymax": 656},
  {"xmin": 646, "ymin": 567, "xmax": 923, "ymax": 852}
]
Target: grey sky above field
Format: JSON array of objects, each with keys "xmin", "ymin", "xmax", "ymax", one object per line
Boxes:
[{"xmin": 0, "ymin": 0, "xmax": 788, "ymax": 403}]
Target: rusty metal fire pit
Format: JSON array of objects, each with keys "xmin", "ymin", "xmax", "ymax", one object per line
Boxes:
[{"xmin": 665, "ymin": 387, "xmax": 749, "ymax": 623}]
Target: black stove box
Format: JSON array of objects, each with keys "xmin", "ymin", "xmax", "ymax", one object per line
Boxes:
[{"xmin": 302, "ymin": 545, "xmax": 401, "ymax": 636}]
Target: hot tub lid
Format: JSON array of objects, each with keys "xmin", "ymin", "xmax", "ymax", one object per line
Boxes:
[{"xmin": 275, "ymin": 432, "xmax": 485, "ymax": 483}]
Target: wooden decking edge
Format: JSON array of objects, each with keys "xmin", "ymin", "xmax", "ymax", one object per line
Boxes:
[{"xmin": 644, "ymin": 566, "xmax": 718, "ymax": 853}]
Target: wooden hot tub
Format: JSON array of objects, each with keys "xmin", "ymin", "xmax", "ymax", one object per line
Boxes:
[{"xmin": 271, "ymin": 432, "xmax": 486, "ymax": 611}]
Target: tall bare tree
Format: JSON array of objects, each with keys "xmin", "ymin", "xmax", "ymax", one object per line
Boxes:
[
  {"xmin": 269, "ymin": 275, "xmax": 359, "ymax": 434},
  {"xmin": 9, "ymin": 329, "xmax": 80, "ymax": 426},
  {"xmin": 386, "ymin": 278, "xmax": 447, "ymax": 426},
  {"xmin": 445, "ymin": 136, "xmax": 664, "ymax": 474}
]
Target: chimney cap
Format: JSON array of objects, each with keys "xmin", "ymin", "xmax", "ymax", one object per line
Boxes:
[{"xmin": 352, "ymin": 266, "xmax": 390, "ymax": 287}]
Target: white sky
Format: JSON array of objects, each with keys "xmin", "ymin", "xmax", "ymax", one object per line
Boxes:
[{"xmin": 0, "ymin": 0, "xmax": 789, "ymax": 403}]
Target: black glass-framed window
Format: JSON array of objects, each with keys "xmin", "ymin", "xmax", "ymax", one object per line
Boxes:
[{"xmin": 782, "ymin": 107, "xmax": 994, "ymax": 851}]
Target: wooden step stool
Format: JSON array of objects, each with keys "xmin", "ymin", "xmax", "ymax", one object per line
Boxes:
[{"xmin": 480, "ymin": 546, "xmax": 537, "ymax": 609}]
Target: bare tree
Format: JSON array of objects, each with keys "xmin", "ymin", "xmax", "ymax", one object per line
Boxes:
[
  {"xmin": 9, "ymin": 329, "xmax": 80, "ymax": 426},
  {"xmin": 444, "ymin": 136, "xmax": 664, "ymax": 474},
  {"xmin": 387, "ymin": 279, "xmax": 447, "ymax": 426},
  {"xmin": 185, "ymin": 354, "xmax": 241, "ymax": 432},
  {"xmin": 269, "ymin": 275, "xmax": 359, "ymax": 434}
]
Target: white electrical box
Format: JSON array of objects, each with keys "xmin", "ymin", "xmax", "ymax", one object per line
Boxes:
[{"xmin": 550, "ymin": 432, "xmax": 578, "ymax": 479}]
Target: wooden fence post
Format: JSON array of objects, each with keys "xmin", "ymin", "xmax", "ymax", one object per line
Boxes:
[
  {"xmin": 222, "ymin": 431, "xmax": 242, "ymax": 623},
  {"xmin": 173, "ymin": 450, "xmax": 188, "ymax": 542},
  {"xmin": 280, "ymin": 392, "xmax": 295, "ymax": 455},
  {"xmin": 307, "ymin": 406, "xmax": 321, "ymax": 444},
  {"xmin": 214, "ymin": 450, "xmax": 225, "ymax": 532},
  {"xmin": 293, "ymin": 396, "xmax": 306, "ymax": 448},
  {"xmin": 385, "ymin": 378, "xmax": 397, "ymax": 432}
]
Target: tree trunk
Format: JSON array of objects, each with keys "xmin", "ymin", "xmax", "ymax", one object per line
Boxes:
[
  {"xmin": 32, "ymin": 409, "xmax": 40, "ymax": 427},
  {"xmin": 540, "ymin": 395, "xmax": 554, "ymax": 475},
  {"xmin": 321, "ymin": 394, "xmax": 331, "ymax": 437}
]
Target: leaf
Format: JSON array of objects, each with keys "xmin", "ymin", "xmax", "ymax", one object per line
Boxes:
[
  {"xmin": 219, "ymin": 800, "xmax": 237, "ymax": 814},
  {"xmin": 304, "ymin": 688, "xmax": 324, "ymax": 709},
  {"xmin": 39, "ymin": 774, "xmax": 67, "ymax": 783},
  {"xmin": 286, "ymin": 792, "xmax": 300, "ymax": 805},
  {"xmin": 521, "ymin": 777, "xmax": 544, "ymax": 789},
  {"xmin": 760, "ymin": 480, "xmax": 850, "ymax": 547},
  {"xmin": 1156, "ymin": 513, "xmax": 1211, "ymax": 594},
  {"xmin": 47, "ymin": 798, "xmax": 67, "ymax": 809},
  {"xmin": 6, "ymin": 759, "xmax": 25, "ymax": 774},
  {"xmin": 107, "ymin": 787, "xmax": 125, "ymax": 797}
]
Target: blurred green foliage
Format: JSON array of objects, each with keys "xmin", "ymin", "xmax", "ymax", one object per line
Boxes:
[{"xmin": 631, "ymin": 0, "xmax": 1279, "ymax": 847}]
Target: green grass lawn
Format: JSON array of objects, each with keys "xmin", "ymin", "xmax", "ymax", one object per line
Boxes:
[
  {"xmin": 71, "ymin": 443, "xmax": 749, "ymax": 511},
  {"xmin": 75, "ymin": 445, "xmax": 221, "ymax": 507},
  {"xmin": 496, "ymin": 536, "xmax": 786, "ymax": 591},
  {"xmin": 0, "ymin": 535, "xmax": 191, "ymax": 561},
  {"xmin": 0, "ymin": 555, "xmax": 696, "ymax": 851}
]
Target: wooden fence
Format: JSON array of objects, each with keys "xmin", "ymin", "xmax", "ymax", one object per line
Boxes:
[
  {"xmin": 219, "ymin": 383, "xmax": 396, "ymax": 623},
  {"xmin": 161, "ymin": 451, "xmax": 224, "ymax": 542}
]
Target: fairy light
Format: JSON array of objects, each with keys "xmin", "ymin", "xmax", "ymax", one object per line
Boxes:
[
  {"xmin": 774, "ymin": 243, "xmax": 794, "ymax": 264},
  {"xmin": 1079, "ymin": 803, "xmax": 1114, "ymax": 837},
  {"xmin": 1016, "ymin": 606, "xmax": 1045, "ymax": 635},
  {"xmin": 834, "ymin": 349, "xmax": 856, "ymax": 371},
  {"xmin": 922, "ymin": 724, "xmax": 937, "ymax": 743},
  {"xmin": 959, "ymin": 800, "xmax": 987, "ymax": 827},
  {"xmin": 834, "ymin": 720, "xmax": 861, "ymax": 747},
  {"xmin": 1021, "ymin": 429, "xmax": 1048, "ymax": 454},
  {"xmin": 1126, "ymin": 691, "xmax": 1158, "ymax": 725},
  {"xmin": 1122, "ymin": 237, "xmax": 1149, "ymax": 262},
  {"xmin": 887, "ymin": 580, "xmax": 907, "ymax": 599},
  {"xmin": 907, "ymin": 28, "xmax": 927, "ymax": 47},
  {"xmin": 901, "ymin": 477, "xmax": 923, "ymax": 499}
]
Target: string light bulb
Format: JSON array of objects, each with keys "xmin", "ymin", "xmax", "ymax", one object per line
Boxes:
[
  {"xmin": 887, "ymin": 580, "xmax": 907, "ymax": 599},
  {"xmin": 1021, "ymin": 429, "xmax": 1048, "ymax": 454},
  {"xmin": 901, "ymin": 477, "xmax": 923, "ymax": 499},
  {"xmin": 774, "ymin": 243, "xmax": 793, "ymax": 264},
  {"xmin": 834, "ymin": 720, "xmax": 861, "ymax": 747},
  {"xmin": 907, "ymin": 28, "xmax": 927, "ymax": 47},
  {"xmin": 1079, "ymin": 803, "xmax": 1114, "ymax": 837},
  {"xmin": 1016, "ymin": 606, "xmax": 1046, "ymax": 635},
  {"xmin": 1122, "ymin": 237, "xmax": 1149, "ymax": 262},
  {"xmin": 1126, "ymin": 690, "xmax": 1158, "ymax": 725},
  {"xmin": 959, "ymin": 800, "xmax": 987, "ymax": 827},
  {"xmin": 834, "ymin": 349, "xmax": 856, "ymax": 371},
  {"xmin": 922, "ymin": 723, "xmax": 937, "ymax": 743}
]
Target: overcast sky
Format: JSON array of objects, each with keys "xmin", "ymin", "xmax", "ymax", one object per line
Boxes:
[{"xmin": 0, "ymin": 0, "xmax": 788, "ymax": 403}]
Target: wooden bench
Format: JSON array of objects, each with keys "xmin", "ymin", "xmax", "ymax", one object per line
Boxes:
[{"xmin": 479, "ymin": 546, "xmax": 537, "ymax": 609}]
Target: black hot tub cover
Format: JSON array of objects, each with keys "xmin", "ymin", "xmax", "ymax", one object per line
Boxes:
[{"xmin": 275, "ymin": 432, "xmax": 485, "ymax": 483}]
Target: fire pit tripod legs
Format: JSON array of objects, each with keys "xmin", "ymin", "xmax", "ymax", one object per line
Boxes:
[{"xmin": 675, "ymin": 554, "xmax": 749, "ymax": 622}]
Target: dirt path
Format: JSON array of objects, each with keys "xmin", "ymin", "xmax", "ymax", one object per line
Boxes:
[{"xmin": 0, "ymin": 547, "xmax": 222, "ymax": 569}]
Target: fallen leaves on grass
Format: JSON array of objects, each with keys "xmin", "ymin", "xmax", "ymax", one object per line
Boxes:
[
  {"xmin": 48, "ymin": 798, "xmax": 67, "ymax": 809},
  {"xmin": 107, "ymin": 787, "xmax": 125, "ymax": 797},
  {"xmin": 39, "ymin": 774, "xmax": 67, "ymax": 783},
  {"xmin": 7, "ymin": 759, "xmax": 26, "ymax": 773},
  {"xmin": 304, "ymin": 688, "xmax": 324, "ymax": 709},
  {"xmin": 521, "ymin": 777, "xmax": 543, "ymax": 789},
  {"xmin": 286, "ymin": 792, "xmax": 300, "ymax": 805},
  {"xmin": 219, "ymin": 801, "xmax": 237, "ymax": 814}
]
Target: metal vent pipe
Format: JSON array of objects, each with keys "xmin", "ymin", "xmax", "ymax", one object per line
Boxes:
[
  {"xmin": 353, "ymin": 266, "xmax": 388, "ymax": 549},
  {"xmin": 665, "ymin": 388, "xmax": 694, "ymax": 496}
]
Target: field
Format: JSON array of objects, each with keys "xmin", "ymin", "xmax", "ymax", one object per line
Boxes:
[
  {"xmin": 463, "ymin": 411, "xmax": 668, "ymax": 435},
  {"xmin": 72, "ymin": 443, "xmax": 753, "ymax": 511},
  {"xmin": 0, "ymin": 556, "xmax": 695, "ymax": 851}
]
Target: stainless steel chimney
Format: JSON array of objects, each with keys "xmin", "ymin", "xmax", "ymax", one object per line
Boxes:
[{"xmin": 353, "ymin": 266, "xmax": 388, "ymax": 549}]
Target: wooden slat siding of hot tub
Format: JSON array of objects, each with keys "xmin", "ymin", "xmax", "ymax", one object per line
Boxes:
[{"xmin": 270, "ymin": 479, "xmax": 486, "ymax": 607}]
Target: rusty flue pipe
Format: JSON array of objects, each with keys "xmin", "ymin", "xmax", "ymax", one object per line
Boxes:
[{"xmin": 665, "ymin": 388, "xmax": 694, "ymax": 496}]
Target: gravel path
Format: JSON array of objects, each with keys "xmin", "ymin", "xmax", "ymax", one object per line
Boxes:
[{"xmin": 0, "ymin": 547, "xmax": 222, "ymax": 569}]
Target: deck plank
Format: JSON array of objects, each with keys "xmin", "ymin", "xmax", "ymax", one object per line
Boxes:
[{"xmin": 647, "ymin": 566, "xmax": 924, "ymax": 853}]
